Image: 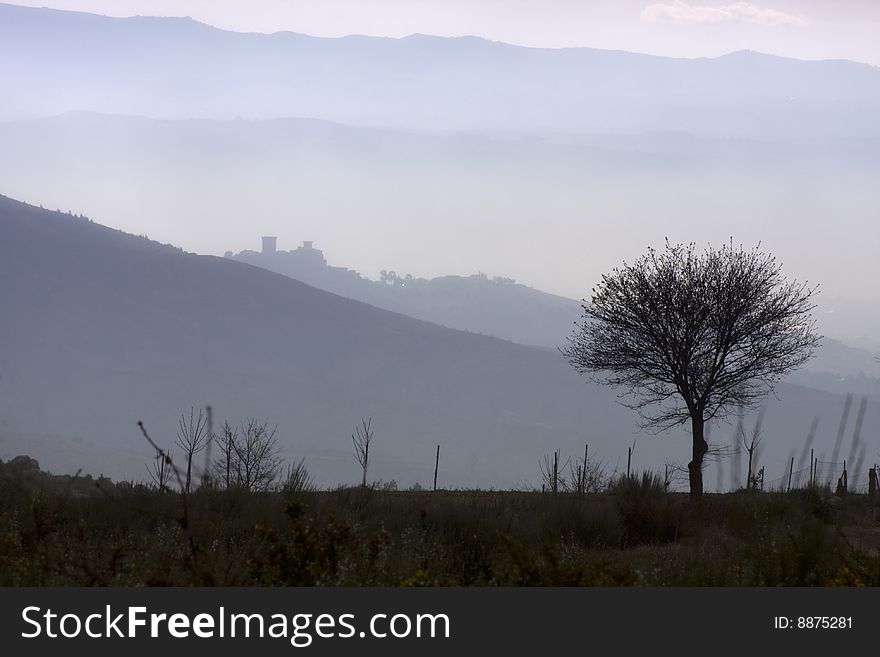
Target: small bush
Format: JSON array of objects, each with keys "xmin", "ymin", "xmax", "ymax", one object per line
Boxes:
[
  {"xmin": 609, "ymin": 471, "xmax": 682, "ymax": 545},
  {"xmin": 281, "ymin": 458, "xmax": 314, "ymax": 494}
]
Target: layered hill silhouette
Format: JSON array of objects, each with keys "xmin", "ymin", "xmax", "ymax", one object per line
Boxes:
[
  {"xmin": 228, "ymin": 237, "xmax": 880, "ymax": 393},
  {"xmin": 2, "ymin": 111, "xmax": 878, "ymax": 350},
  {"xmin": 2, "ymin": 3, "xmax": 879, "ymax": 137},
  {"xmin": 1, "ymin": 194, "xmax": 877, "ymax": 488},
  {"xmin": 0, "ymin": 193, "xmax": 626, "ymax": 486},
  {"xmin": 230, "ymin": 238, "xmax": 580, "ymax": 350}
]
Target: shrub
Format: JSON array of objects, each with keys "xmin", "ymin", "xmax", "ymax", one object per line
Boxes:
[
  {"xmin": 281, "ymin": 458, "xmax": 314, "ymax": 494},
  {"xmin": 609, "ymin": 470, "xmax": 682, "ymax": 545}
]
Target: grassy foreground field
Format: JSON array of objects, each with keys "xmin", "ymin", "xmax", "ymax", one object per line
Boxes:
[{"xmin": 2, "ymin": 460, "xmax": 880, "ymax": 586}]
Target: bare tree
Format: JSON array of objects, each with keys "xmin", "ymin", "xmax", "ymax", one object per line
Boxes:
[
  {"xmin": 540, "ymin": 449, "xmax": 567, "ymax": 495},
  {"xmin": 566, "ymin": 445, "xmax": 606, "ymax": 495},
  {"xmin": 175, "ymin": 407, "xmax": 209, "ymax": 493},
  {"xmin": 562, "ymin": 241, "xmax": 820, "ymax": 499},
  {"xmin": 213, "ymin": 418, "xmax": 283, "ymax": 492},
  {"xmin": 352, "ymin": 417, "xmax": 373, "ymax": 487},
  {"xmin": 739, "ymin": 411, "xmax": 765, "ymax": 490},
  {"xmin": 233, "ymin": 419, "xmax": 283, "ymax": 492},
  {"xmin": 215, "ymin": 420, "xmax": 237, "ymax": 490},
  {"xmin": 146, "ymin": 448, "xmax": 174, "ymax": 493}
]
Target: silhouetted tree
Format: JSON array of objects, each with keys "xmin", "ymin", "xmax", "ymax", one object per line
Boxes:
[
  {"xmin": 216, "ymin": 420, "xmax": 236, "ymax": 490},
  {"xmin": 539, "ymin": 449, "xmax": 566, "ymax": 495},
  {"xmin": 146, "ymin": 448, "xmax": 173, "ymax": 493},
  {"xmin": 352, "ymin": 417, "xmax": 373, "ymax": 487},
  {"xmin": 175, "ymin": 407, "xmax": 209, "ymax": 493},
  {"xmin": 562, "ymin": 241, "xmax": 820, "ymax": 499},
  {"xmin": 233, "ymin": 419, "xmax": 283, "ymax": 492},
  {"xmin": 739, "ymin": 411, "xmax": 765, "ymax": 490},
  {"xmin": 567, "ymin": 445, "xmax": 606, "ymax": 495},
  {"xmin": 213, "ymin": 418, "xmax": 282, "ymax": 492}
]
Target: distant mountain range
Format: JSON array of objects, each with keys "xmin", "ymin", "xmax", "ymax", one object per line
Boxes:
[
  {"xmin": 0, "ymin": 109, "xmax": 875, "ymax": 383},
  {"xmin": 1, "ymin": 194, "xmax": 877, "ymax": 489},
  {"xmin": 2, "ymin": 3, "xmax": 879, "ymax": 137},
  {"xmin": 0, "ymin": 110, "xmax": 877, "ymax": 348}
]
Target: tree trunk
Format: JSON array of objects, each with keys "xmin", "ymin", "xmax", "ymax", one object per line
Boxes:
[
  {"xmin": 361, "ymin": 443, "xmax": 368, "ymax": 488},
  {"xmin": 746, "ymin": 447, "xmax": 754, "ymax": 489},
  {"xmin": 688, "ymin": 413, "xmax": 709, "ymax": 499},
  {"xmin": 225, "ymin": 434, "xmax": 231, "ymax": 490},
  {"xmin": 185, "ymin": 451, "xmax": 193, "ymax": 494}
]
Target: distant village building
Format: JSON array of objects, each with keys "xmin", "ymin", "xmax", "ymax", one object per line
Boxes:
[
  {"xmin": 230, "ymin": 237, "xmax": 331, "ymax": 270},
  {"xmin": 261, "ymin": 235, "xmax": 277, "ymax": 255},
  {"xmin": 227, "ymin": 236, "xmax": 380, "ymax": 308},
  {"xmin": 295, "ymin": 240, "xmax": 327, "ymax": 266}
]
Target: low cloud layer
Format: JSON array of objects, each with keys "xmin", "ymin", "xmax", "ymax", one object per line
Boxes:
[{"xmin": 641, "ymin": 1, "xmax": 807, "ymax": 26}]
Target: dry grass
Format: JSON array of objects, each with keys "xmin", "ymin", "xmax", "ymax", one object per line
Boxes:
[{"xmin": 2, "ymin": 459, "xmax": 878, "ymax": 586}]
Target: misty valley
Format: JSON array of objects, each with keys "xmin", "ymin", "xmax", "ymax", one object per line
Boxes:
[{"xmin": 1, "ymin": 2, "xmax": 879, "ymax": 588}]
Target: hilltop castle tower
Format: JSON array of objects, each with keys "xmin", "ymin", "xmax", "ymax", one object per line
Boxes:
[{"xmin": 261, "ymin": 236, "xmax": 277, "ymax": 255}]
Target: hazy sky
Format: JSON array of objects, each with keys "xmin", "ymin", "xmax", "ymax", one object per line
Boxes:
[
  {"xmin": 2, "ymin": 0, "xmax": 878, "ymax": 345},
  {"xmin": 9, "ymin": 0, "xmax": 880, "ymax": 65}
]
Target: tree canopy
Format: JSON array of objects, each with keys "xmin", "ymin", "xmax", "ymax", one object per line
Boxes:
[{"xmin": 562, "ymin": 240, "xmax": 821, "ymax": 497}]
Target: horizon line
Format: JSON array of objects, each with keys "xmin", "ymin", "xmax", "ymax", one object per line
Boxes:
[{"xmin": 1, "ymin": 1, "xmax": 877, "ymax": 68}]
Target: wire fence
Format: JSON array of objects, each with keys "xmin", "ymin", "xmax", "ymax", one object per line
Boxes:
[{"xmin": 762, "ymin": 460, "xmax": 876, "ymax": 494}]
